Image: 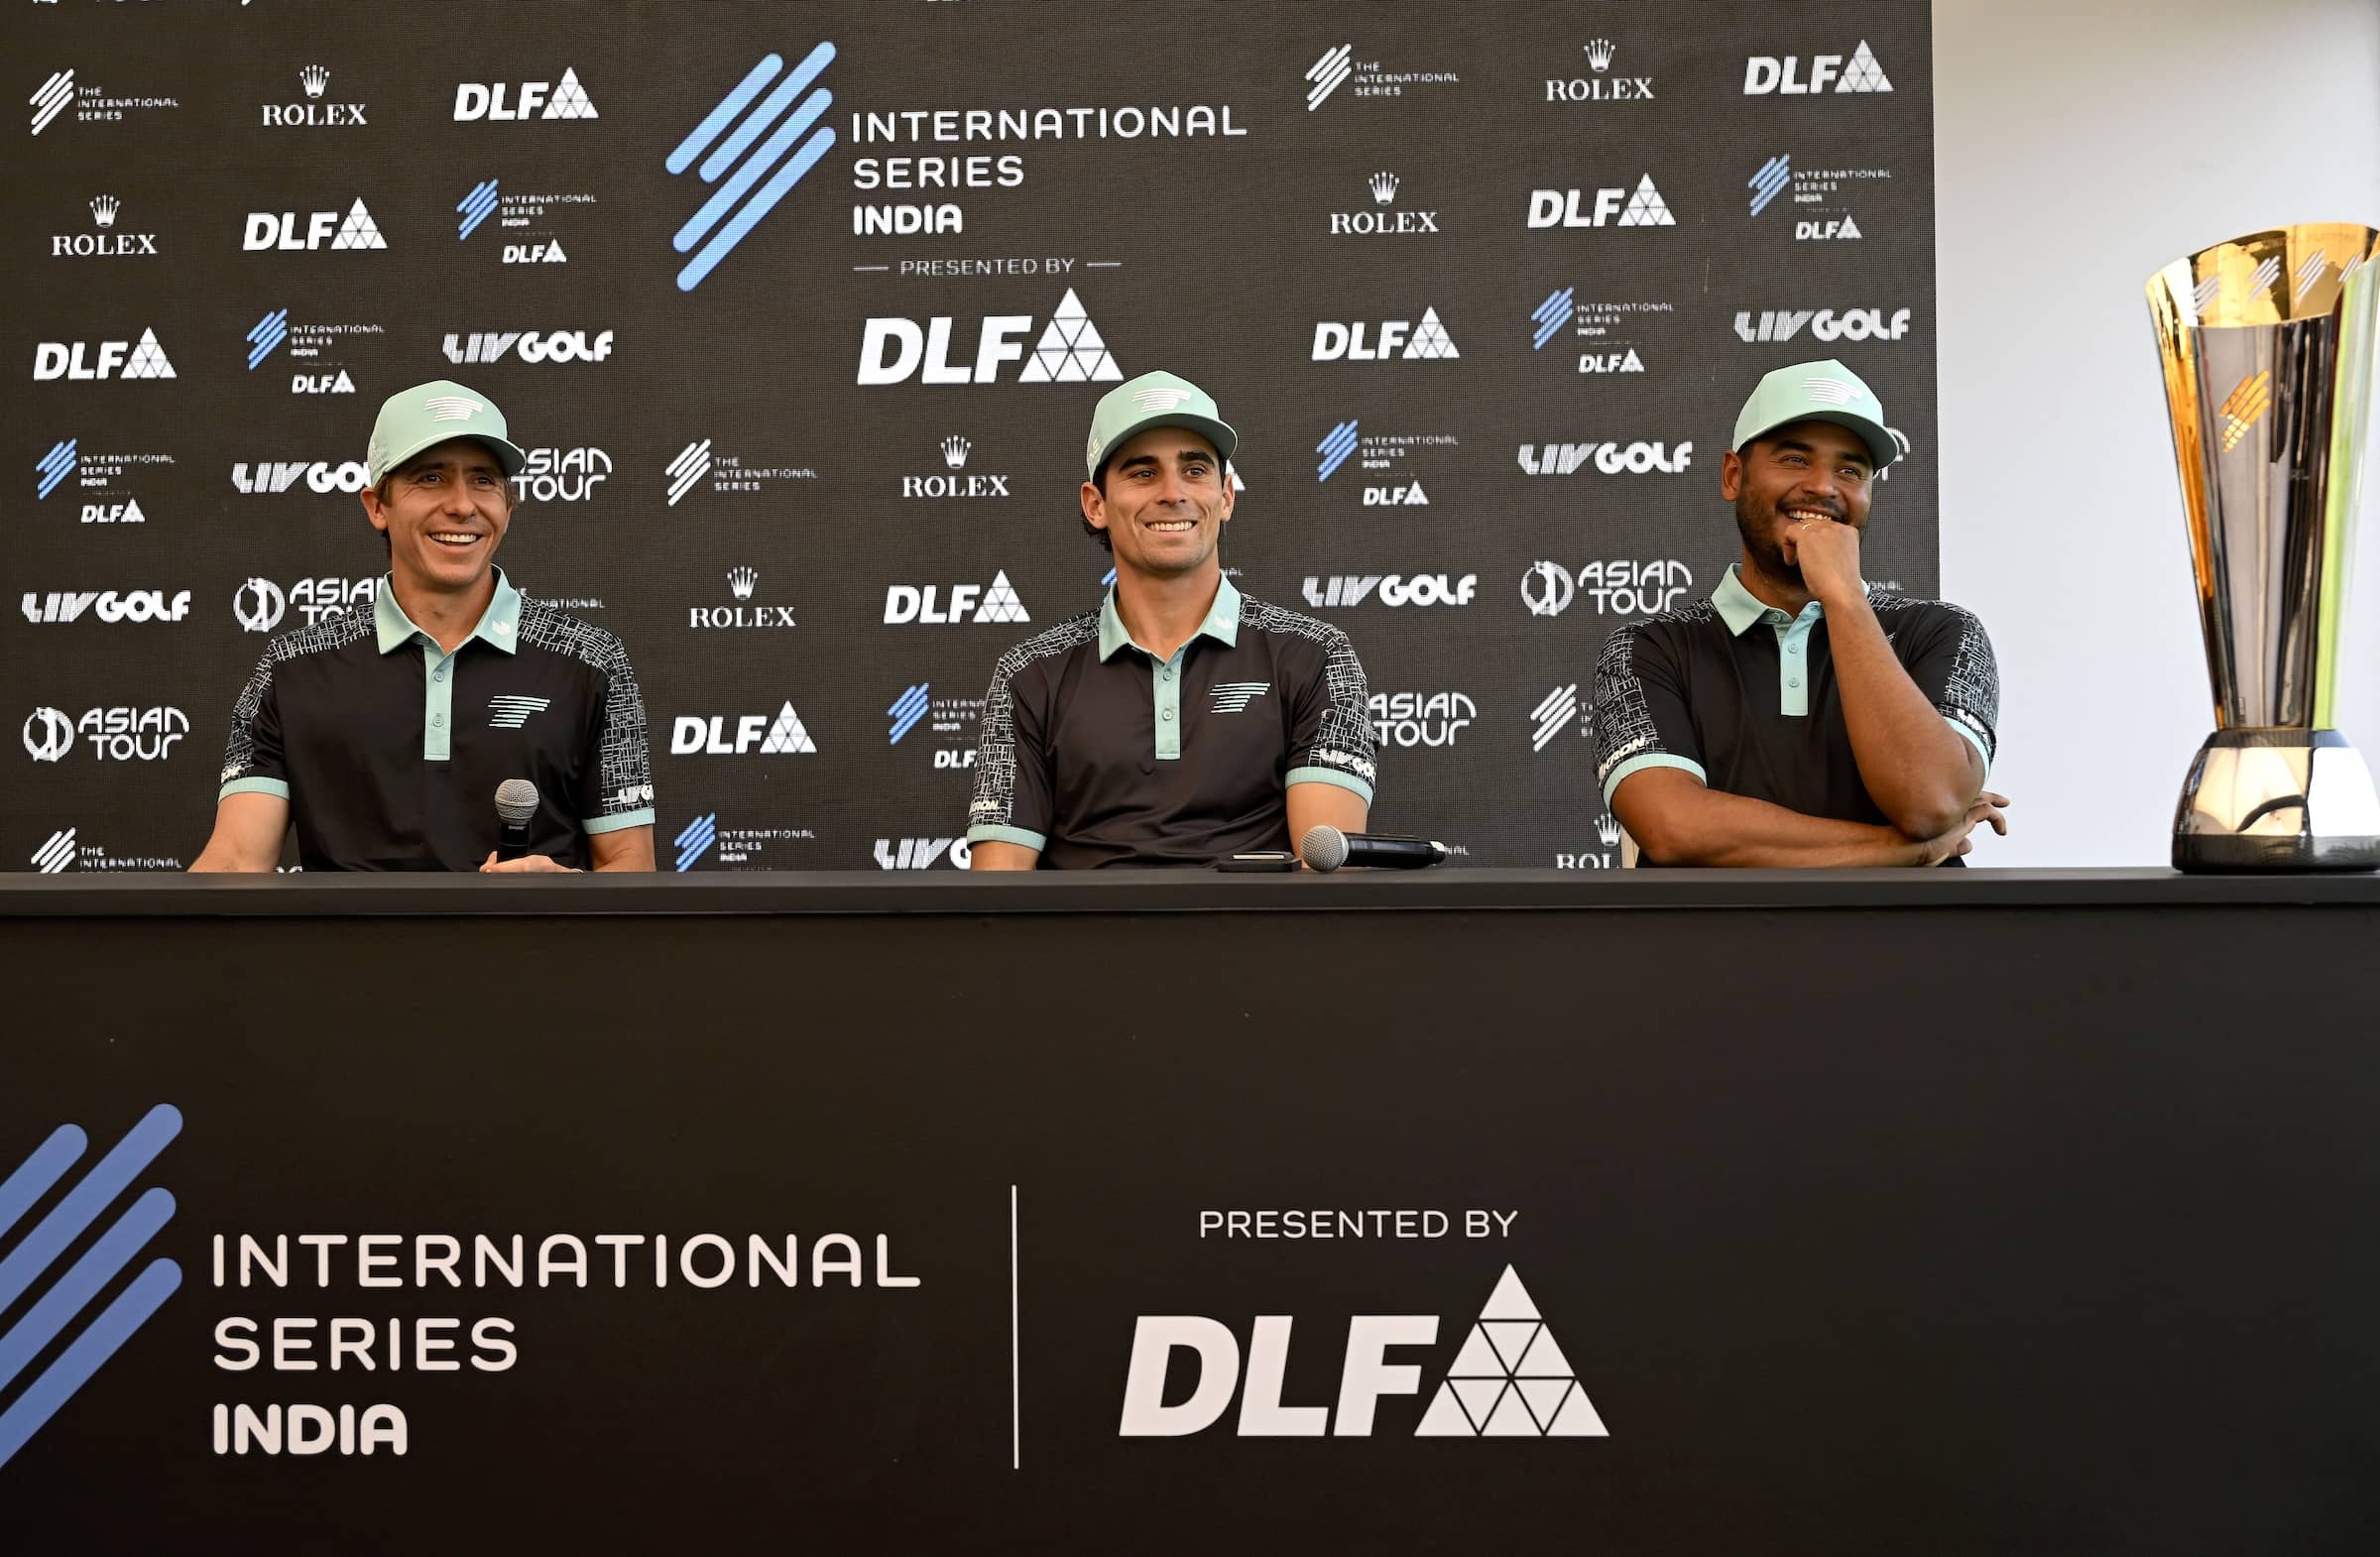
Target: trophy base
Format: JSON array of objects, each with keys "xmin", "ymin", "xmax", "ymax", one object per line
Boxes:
[{"xmin": 2173, "ymin": 729, "xmax": 2380, "ymax": 872}]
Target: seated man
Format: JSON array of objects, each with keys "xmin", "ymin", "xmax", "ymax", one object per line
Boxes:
[
  {"xmin": 1592, "ymin": 359, "xmax": 2008, "ymax": 866},
  {"xmin": 966, "ymin": 372, "xmax": 1376, "ymax": 869},
  {"xmin": 190, "ymin": 382, "xmax": 655, "ymax": 873}
]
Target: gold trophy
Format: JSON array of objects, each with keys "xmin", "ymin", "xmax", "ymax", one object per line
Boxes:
[{"xmin": 2149, "ymin": 224, "xmax": 2380, "ymax": 870}]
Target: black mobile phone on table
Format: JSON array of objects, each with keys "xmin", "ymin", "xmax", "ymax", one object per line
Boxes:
[{"xmin": 1214, "ymin": 851, "xmax": 1299, "ymax": 872}]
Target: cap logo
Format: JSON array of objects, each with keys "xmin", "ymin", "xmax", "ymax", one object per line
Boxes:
[
  {"xmin": 1801, "ymin": 378, "xmax": 1856, "ymax": 405},
  {"xmin": 424, "ymin": 396, "xmax": 486, "ymax": 423},
  {"xmin": 1130, "ymin": 387, "xmax": 1197, "ymax": 412}
]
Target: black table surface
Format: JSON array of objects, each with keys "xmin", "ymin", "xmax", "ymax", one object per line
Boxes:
[{"xmin": 4, "ymin": 867, "xmax": 2376, "ymax": 916}]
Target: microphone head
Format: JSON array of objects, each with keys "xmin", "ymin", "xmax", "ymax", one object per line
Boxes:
[
  {"xmin": 494, "ymin": 778, "xmax": 539, "ymax": 826},
  {"xmin": 1299, "ymin": 823, "xmax": 1349, "ymax": 873}
]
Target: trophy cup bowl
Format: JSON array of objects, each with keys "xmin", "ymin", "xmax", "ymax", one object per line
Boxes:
[{"xmin": 2148, "ymin": 224, "xmax": 2380, "ymax": 871}]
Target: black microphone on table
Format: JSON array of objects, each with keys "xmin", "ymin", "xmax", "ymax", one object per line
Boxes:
[
  {"xmin": 1299, "ymin": 824, "xmax": 1451, "ymax": 873},
  {"xmin": 493, "ymin": 778, "xmax": 538, "ymax": 862}
]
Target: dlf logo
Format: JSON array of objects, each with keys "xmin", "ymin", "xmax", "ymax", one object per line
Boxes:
[
  {"xmin": 1744, "ymin": 42, "xmax": 1892, "ymax": 94},
  {"xmin": 859, "ymin": 289, "xmax": 1119, "ymax": 385},
  {"xmin": 1120, "ymin": 1266, "xmax": 1606, "ymax": 1438},
  {"xmin": 453, "ymin": 70, "xmax": 597, "ymax": 121}
]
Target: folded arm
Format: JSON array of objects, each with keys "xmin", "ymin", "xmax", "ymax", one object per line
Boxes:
[{"xmin": 1610, "ymin": 767, "xmax": 1946, "ymax": 867}]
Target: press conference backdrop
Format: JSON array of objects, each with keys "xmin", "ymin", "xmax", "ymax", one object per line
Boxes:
[{"xmin": 6, "ymin": 0, "xmax": 1938, "ymax": 873}]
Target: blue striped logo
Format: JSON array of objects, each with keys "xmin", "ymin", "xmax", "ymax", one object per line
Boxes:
[
  {"xmin": 1531, "ymin": 290, "xmax": 1573, "ymax": 351},
  {"xmin": 457, "ymin": 179, "xmax": 499, "ymax": 240},
  {"xmin": 888, "ymin": 683, "xmax": 929, "ymax": 745},
  {"xmin": 666, "ymin": 43, "xmax": 837, "ymax": 293},
  {"xmin": 1317, "ymin": 420, "xmax": 1359, "ymax": 482},
  {"xmin": 36, "ymin": 439, "xmax": 75, "ymax": 500},
  {"xmin": 674, "ymin": 812, "xmax": 718, "ymax": 872},
  {"xmin": 245, "ymin": 309, "xmax": 289, "ymax": 371},
  {"xmin": 0, "ymin": 1106, "xmax": 183, "ymax": 1471}
]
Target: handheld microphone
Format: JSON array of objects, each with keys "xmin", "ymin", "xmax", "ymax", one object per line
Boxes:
[
  {"xmin": 1299, "ymin": 824, "xmax": 1450, "ymax": 873},
  {"xmin": 494, "ymin": 778, "xmax": 538, "ymax": 862}
]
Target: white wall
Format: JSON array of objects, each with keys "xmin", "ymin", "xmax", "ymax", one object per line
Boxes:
[{"xmin": 1935, "ymin": 0, "xmax": 2380, "ymax": 864}]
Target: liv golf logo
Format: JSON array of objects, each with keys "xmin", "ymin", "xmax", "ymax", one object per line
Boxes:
[
  {"xmin": 1120, "ymin": 1265, "xmax": 1607, "ymax": 1438},
  {"xmin": 0, "ymin": 1105, "xmax": 184, "ymax": 1469}
]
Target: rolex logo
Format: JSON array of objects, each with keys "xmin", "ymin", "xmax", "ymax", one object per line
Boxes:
[
  {"xmin": 1595, "ymin": 813, "xmax": 1621, "ymax": 848},
  {"xmin": 940, "ymin": 435, "xmax": 971, "ymax": 470},
  {"xmin": 1369, "ymin": 172, "xmax": 1400, "ymax": 205},
  {"xmin": 2218, "ymin": 369, "xmax": 2273, "ymax": 453},
  {"xmin": 1584, "ymin": 38, "xmax": 1616, "ymax": 72},
  {"xmin": 300, "ymin": 64, "xmax": 329, "ymax": 98},
  {"xmin": 728, "ymin": 565, "xmax": 758, "ymax": 601},
  {"xmin": 89, "ymin": 194, "xmax": 118, "ymax": 229}
]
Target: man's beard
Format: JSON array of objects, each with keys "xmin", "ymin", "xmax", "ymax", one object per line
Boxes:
[{"xmin": 1734, "ymin": 493, "xmax": 1800, "ymax": 585}]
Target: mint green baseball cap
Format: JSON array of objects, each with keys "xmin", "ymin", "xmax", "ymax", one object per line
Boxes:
[
  {"xmin": 366, "ymin": 380, "xmax": 528, "ymax": 484},
  {"xmin": 1085, "ymin": 371, "xmax": 1238, "ymax": 479},
  {"xmin": 1731, "ymin": 358, "xmax": 1897, "ymax": 471}
]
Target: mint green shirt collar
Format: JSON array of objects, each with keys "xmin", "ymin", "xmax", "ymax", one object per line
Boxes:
[
  {"xmin": 1097, "ymin": 573, "xmax": 1242, "ymax": 661},
  {"xmin": 374, "ymin": 567, "xmax": 523, "ymax": 657},
  {"xmin": 1714, "ymin": 563, "xmax": 1879, "ymax": 636}
]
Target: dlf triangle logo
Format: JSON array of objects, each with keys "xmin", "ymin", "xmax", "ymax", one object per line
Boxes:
[
  {"xmin": 760, "ymin": 700, "xmax": 815, "ymax": 755},
  {"xmin": 1017, "ymin": 289, "xmax": 1121, "ymax": 384},
  {"xmin": 1415, "ymin": 1266, "xmax": 1607, "ymax": 1437},
  {"xmin": 1118, "ymin": 1261, "xmax": 1607, "ymax": 1439}
]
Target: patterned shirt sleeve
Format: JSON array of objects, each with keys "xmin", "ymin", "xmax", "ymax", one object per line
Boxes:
[
  {"xmin": 966, "ymin": 648, "xmax": 1054, "ymax": 852},
  {"xmin": 1592, "ymin": 622, "xmax": 1707, "ymax": 807},
  {"xmin": 1284, "ymin": 625, "xmax": 1377, "ymax": 804},
  {"xmin": 1902, "ymin": 603, "xmax": 2000, "ymax": 770},
  {"xmin": 578, "ymin": 633, "xmax": 654, "ymax": 834},
  {"xmin": 218, "ymin": 647, "xmax": 290, "ymax": 801}
]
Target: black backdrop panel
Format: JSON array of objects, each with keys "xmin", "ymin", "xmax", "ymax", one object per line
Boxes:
[
  {"xmin": 3, "ymin": 881, "xmax": 2378, "ymax": 1552},
  {"xmin": 7, "ymin": 0, "xmax": 1939, "ymax": 872}
]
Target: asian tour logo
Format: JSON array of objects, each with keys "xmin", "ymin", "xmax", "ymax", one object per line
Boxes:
[
  {"xmin": 1120, "ymin": 1265, "xmax": 1606, "ymax": 1438},
  {"xmin": 0, "ymin": 1105, "xmax": 184, "ymax": 1470},
  {"xmin": 667, "ymin": 43, "xmax": 837, "ymax": 292}
]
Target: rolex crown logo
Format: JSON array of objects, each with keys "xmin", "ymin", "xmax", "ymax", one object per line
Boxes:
[
  {"xmin": 728, "ymin": 566, "xmax": 758, "ymax": 601},
  {"xmin": 300, "ymin": 64, "xmax": 329, "ymax": 98},
  {"xmin": 89, "ymin": 194, "xmax": 119, "ymax": 228},
  {"xmin": 1584, "ymin": 38, "xmax": 1616, "ymax": 72},
  {"xmin": 941, "ymin": 435, "xmax": 971, "ymax": 470},
  {"xmin": 1595, "ymin": 814, "xmax": 1621, "ymax": 848},
  {"xmin": 1369, "ymin": 172, "xmax": 1399, "ymax": 205},
  {"xmin": 2217, "ymin": 369, "xmax": 2273, "ymax": 453}
]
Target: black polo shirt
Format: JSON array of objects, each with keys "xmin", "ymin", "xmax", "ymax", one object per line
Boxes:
[
  {"xmin": 217, "ymin": 569, "xmax": 655, "ymax": 870},
  {"xmin": 965, "ymin": 577, "xmax": 1378, "ymax": 869},
  {"xmin": 1592, "ymin": 564, "xmax": 1998, "ymax": 863}
]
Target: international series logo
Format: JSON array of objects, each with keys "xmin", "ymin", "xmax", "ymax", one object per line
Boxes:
[{"xmin": 0, "ymin": 1107, "xmax": 184, "ymax": 1469}]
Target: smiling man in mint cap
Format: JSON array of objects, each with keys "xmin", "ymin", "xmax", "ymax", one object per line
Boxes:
[
  {"xmin": 191, "ymin": 381, "xmax": 655, "ymax": 873},
  {"xmin": 966, "ymin": 370, "xmax": 1377, "ymax": 869},
  {"xmin": 1591, "ymin": 358, "xmax": 2008, "ymax": 867}
]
